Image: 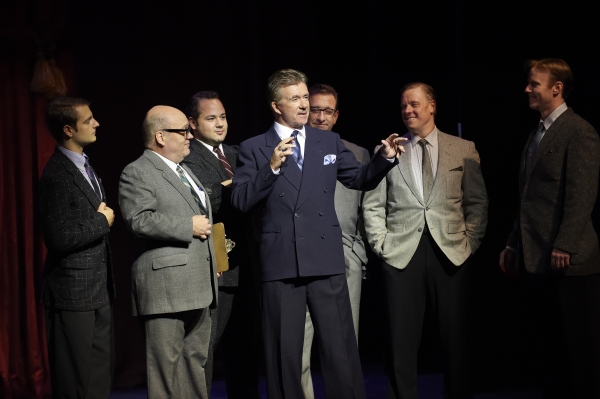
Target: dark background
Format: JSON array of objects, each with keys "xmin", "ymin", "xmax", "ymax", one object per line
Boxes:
[{"xmin": 35, "ymin": 0, "xmax": 600, "ymax": 392}]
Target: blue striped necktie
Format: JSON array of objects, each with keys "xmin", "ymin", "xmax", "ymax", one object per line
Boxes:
[{"xmin": 291, "ymin": 130, "xmax": 303, "ymax": 171}]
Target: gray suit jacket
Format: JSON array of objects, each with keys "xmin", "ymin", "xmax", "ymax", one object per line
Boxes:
[
  {"xmin": 119, "ymin": 149, "xmax": 218, "ymax": 316},
  {"xmin": 363, "ymin": 131, "xmax": 488, "ymax": 269},
  {"xmin": 336, "ymin": 139, "xmax": 370, "ymax": 267},
  {"xmin": 507, "ymin": 108, "xmax": 600, "ymax": 276}
]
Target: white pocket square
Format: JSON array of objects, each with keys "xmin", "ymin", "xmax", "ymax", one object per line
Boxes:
[{"xmin": 323, "ymin": 154, "xmax": 337, "ymax": 165}]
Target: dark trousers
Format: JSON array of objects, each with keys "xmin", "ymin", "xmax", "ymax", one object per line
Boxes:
[
  {"xmin": 382, "ymin": 235, "xmax": 472, "ymax": 399},
  {"xmin": 45, "ymin": 303, "xmax": 115, "ymax": 399},
  {"xmin": 262, "ymin": 274, "xmax": 366, "ymax": 399},
  {"xmin": 144, "ymin": 308, "xmax": 212, "ymax": 399},
  {"xmin": 519, "ymin": 272, "xmax": 600, "ymax": 399},
  {"xmin": 206, "ymin": 286, "xmax": 261, "ymax": 398}
]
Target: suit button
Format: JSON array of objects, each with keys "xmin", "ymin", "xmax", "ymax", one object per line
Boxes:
[
  {"xmin": 292, "ymin": 239, "xmax": 295, "ymax": 243},
  {"xmin": 425, "ymin": 207, "xmax": 429, "ymax": 211},
  {"xmin": 207, "ymin": 257, "xmax": 210, "ymax": 261},
  {"xmin": 418, "ymin": 228, "xmax": 423, "ymax": 232},
  {"xmin": 319, "ymin": 212, "xmax": 323, "ymax": 216},
  {"xmin": 323, "ymin": 188, "xmax": 328, "ymax": 193},
  {"xmin": 321, "ymin": 234, "xmax": 325, "ymax": 239},
  {"xmin": 279, "ymin": 192, "xmax": 284, "ymax": 197},
  {"xmin": 294, "ymin": 213, "xmax": 299, "ymax": 218}
]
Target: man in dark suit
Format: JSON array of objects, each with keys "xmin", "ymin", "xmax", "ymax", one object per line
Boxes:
[
  {"xmin": 363, "ymin": 83, "xmax": 488, "ymax": 399},
  {"xmin": 301, "ymin": 83, "xmax": 371, "ymax": 399},
  {"xmin": 231, "ymin": 69, "xmax": 406, "ymax": 399},
  {"xmin": 39, "ymin": 97, "xmax": 116, "ymax": 399},
  {"xmin": 182, "ymin": 91, "xmax": 260, "ymax": 398},
  {"xmin": 499, "ymin": 58, "xmax": 600, "ymax": 399},
  {"xmin": 119, "ymin": 105, "xmax": 217, "ymax": 399}
]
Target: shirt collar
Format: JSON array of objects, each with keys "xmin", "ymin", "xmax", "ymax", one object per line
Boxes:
[
  {"xmin": 409, "ymin": 126, "xmax": 438, "ymax": 148},
  {"xmin": 196, "ymin": 138, "xmax": 223, "ymax": 155},
  {"xmin": 57, "ymin": 145, "xmax": 88, "ymax": 168},
  {"xmin": 274, "ymin": 121, "xmax": 306, "ymax": 141},
  {"xmin": 541, "ymin": 102, "xmax": 568, "ymax": 130}
]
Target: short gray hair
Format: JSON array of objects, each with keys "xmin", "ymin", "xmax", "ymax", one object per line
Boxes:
[{"xmin": 267, "ymin": 69, "xmax": 308, "ymax": 105}]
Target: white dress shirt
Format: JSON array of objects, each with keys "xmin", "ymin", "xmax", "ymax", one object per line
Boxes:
[{"xmin": 272, "ymin": 122, "xmax": 306, "ymax": 173}]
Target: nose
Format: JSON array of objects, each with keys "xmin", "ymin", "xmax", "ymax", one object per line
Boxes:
[
  {"xmin": 524, "ymin": 84, "xmax": 532, "ymax": 93},
  {"xmin": 93, "ymin": 118, "xmax": 100, "ymax": 127},
  {"xmin": 186, "ymin": 130, "xmax": 193, "ymax": 139},
  {"xmin": 300, "ymin": 97, "xmax": 308, "ymax": 109}
]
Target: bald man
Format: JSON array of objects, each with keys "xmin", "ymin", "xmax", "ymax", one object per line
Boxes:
[{"xmin": 119, "ymin": 106, "xmax": 218, "ymax": 398}]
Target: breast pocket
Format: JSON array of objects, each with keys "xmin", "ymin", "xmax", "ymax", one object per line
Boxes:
[{"xmin": 446, "ymin": 167, "xmax": 463, "ymax": 199}]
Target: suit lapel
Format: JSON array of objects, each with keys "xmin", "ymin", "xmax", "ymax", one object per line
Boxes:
[
  {"xmin": 191, "ymin": 140, "xmax": 229, "ymax": 181},
  {"xmin": 296, "ymin": 128, "xmax": 321, "ymax": 209},
  {"xmin": 427, "ymin": 132, "xmax": 451, "ymax": 206},
  {"xmin": 398, "ymin": 135, "xmax": 424, "ymax": 205},
  {"xmin": 144, "ymin": 150, "xmax": 203, "ymax": 215},
  {"xmin": 223, "ymin": 145, "xmax": 238, "ymax": 173},
  {"xmin": 261, "ymin": 127, "xmax": 302, "ymax": 191},
  {"xmin": 55, "ymin": 149, "xmax": 102, "ymax": 209}
]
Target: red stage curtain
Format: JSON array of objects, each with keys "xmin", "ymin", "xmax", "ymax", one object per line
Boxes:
[{"xmin": 0, "ymin": 49, "xmax": 76, "ymax": 398}]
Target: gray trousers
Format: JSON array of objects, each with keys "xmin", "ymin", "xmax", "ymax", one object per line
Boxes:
[
  {"xmin": 301, "ymin": 247, "xmax": 363, "ymax": 398},
  {"xmin": 145, "ymin": 307, "xmax": 212, "ymax": 399}
]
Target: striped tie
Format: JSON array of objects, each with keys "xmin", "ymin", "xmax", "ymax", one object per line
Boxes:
[
  {"xmin": 213, "ymin": 146, "xmax": 234, "ymax": 178},
  {"xmin": 291, "ymin": 130, "xmax": 303, "ymax": 171},
  {"xmin": 176, "ymin": 165, "xmax": 207, "ymax": 214},
  {"xmin": 418, "ymin": 139, "xmax": 434, "ymax": 202}
]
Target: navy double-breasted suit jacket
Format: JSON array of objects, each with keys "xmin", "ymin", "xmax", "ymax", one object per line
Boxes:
[{"xmin": 231, "ymin": 125, "xmax": 396, "ymax": 282}]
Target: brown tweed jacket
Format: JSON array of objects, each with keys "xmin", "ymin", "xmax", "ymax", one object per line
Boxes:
[{"xmin": 507, "ymin": 108, "xmax": 600, "ymax": 276}]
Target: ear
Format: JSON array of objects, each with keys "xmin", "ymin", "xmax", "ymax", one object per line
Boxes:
[
  {"xmin": 188, "ymin": 116, "xmax": 197, "ymax": 130},
  {"xmin": 271, "ymin": 101, "xmax": 282, "ymax": 116},
  {"xmin": 430, "ymin": 100, "xmax": 437, "ymax": 114},
  {"xmin": 63, "ymin": 124, "xmax": 74, "ymax": 138},
  {"xmin": 155, "ymin": 131, "xmax": 166, "ymax": 147},
  {"xmin": 331, "ymin": 110, "xmax": 340, "ymax": 125},
  {"xmin": 553, "ymin": 81, "xmax": 563, "ymax": 97}
]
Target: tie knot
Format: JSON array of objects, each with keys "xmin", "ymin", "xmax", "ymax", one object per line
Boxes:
[
  {"xmin": 537, "ymin": 122, "xmax": 545, "ymax": 133},
  {"xmin": 418, "ymin": 138, "xmax": 429, "ymax": 148},
  {"xmin": 291, "ymin": 130, "xmax": 299, "ymax": 138},
  {"xmin": 213, "ymin": 146, "xmax": 222, "ymax": 154},
  {"xmin": 176, "ymin": 164, "xmax": 184, "ymax": 174}
]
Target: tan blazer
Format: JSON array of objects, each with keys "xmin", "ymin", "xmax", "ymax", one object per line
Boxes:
[{"xmin": 363, "ymin": 131, "xmax": 488, "ymax": 269}]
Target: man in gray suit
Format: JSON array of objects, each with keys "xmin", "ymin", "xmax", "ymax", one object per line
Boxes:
[
  {"xmin": 363, "ymin": 83, "xmax": 488, "ymax": 399},
  {"xmin": 119, "ymin": 105, "xmax": 217, "ymax": 399},
  {"xmin": 300, "ymin": 83, "xmax": 370, "ymax": 398},
  {"xmin": 499, "ymin": 58, "xmax": 600, "ymax": 399}
]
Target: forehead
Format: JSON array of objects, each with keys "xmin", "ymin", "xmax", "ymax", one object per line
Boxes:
[
  {"xmin": 309, "ymin": 93, "xmax": 337, "ymax": 108},
  {"xmin": 279, "ymin": 83, "xmax": 308, "ymax": 98},
  {"xmin": 198, "ymin": 98, "xmax": 225, "ymax": 115},
  {"xmin": 529, "ymin": 68, "xmax": 552, "ymax": 83},
  {"xmin": 401, "ymin": 87, "xmax": 428, "ymax": 104},
  {"xmin": 74, "ymin": 105, "xmax": 92, "ymax": 121}
]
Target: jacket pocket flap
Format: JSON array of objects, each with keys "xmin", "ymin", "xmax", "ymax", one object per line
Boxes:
[
  {"xmin": 447, "ymin": 221, "xmax": 466, "ymax": 233},
  {"xmin": 152, "ymin": 254, "xmax": 188, "ymax": 270}
]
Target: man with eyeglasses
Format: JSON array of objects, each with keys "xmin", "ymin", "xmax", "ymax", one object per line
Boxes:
[
  {"xmin": 119, "ymin": 105, "xmax": 217, "ymax": 399},
  {"xmin": 299, "ymin": 83, "xmax": 371, "ymax": 399}
]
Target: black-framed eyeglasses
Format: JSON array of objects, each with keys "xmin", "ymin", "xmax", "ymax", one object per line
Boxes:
[
  {"xmin": 161, "ymin": 127, "xmax": 190, "ymax": 136},
  {"xmin": 309, "ymin": 107, "xmax": 337, "ymax": 116}
]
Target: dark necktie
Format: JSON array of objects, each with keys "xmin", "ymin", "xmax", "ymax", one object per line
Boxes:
[
  {"xmin": 418, "ymin": 139, "xmax": 434, "ymax": 202},
  {"xmin": 213, "ymin": 146, "xmax": 234, "ymax": 178},
  {"xmin": 291, "ymin": 130, "xmax": 303, "ymax": 171},
  {"xmin": 526, "ymin": 122, "xmax": 545, "ymax": 174},
  {"xmin": 176, "ymin": 165, "xmax": 207, "ymax": 214},
  {"xmin": 84, "ymin": 157, "xmax": 102, "ymax": 199}
]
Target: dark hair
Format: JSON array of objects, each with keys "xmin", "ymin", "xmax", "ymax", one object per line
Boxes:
[
  {"xmin": 186, "ymin": 91, "xmax": 220, "ymax": 120},
  {"xmin": 400, "ymin": 82, "xmax": 437, "ymax": 116},
  {"xmin": 525, "ymin": 58, "xmax": 574, "ymax": 99},
  {"xmin": 46, "ymin": 97, "xmax": 90, "ymax": 142},
  {"xmin": 309, "ymin": 83, "xmax": 339, "ymax": 109},
  {"xmin": 266, "ymin": 69, "xmax": 308, "ymax": 105}
]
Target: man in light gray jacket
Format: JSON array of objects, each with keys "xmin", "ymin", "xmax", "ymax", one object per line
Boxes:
[
  {"xmin": 363, "ymin": 83, "xmax": 488, "ymax": 399},
  {"xmin": 119, "ymin": 105, "xmax": 218, "ymax": 399}
]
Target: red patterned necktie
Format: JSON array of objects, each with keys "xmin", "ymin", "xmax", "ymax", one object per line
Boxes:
[{"xmin": 213, "ymin": 146, "xmax": 234, "ymax": 178}]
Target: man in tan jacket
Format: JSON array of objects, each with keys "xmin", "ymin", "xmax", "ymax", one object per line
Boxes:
[{"xmin": 363, "ymin": 82, "xmax": 488, "ymax": 399}]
